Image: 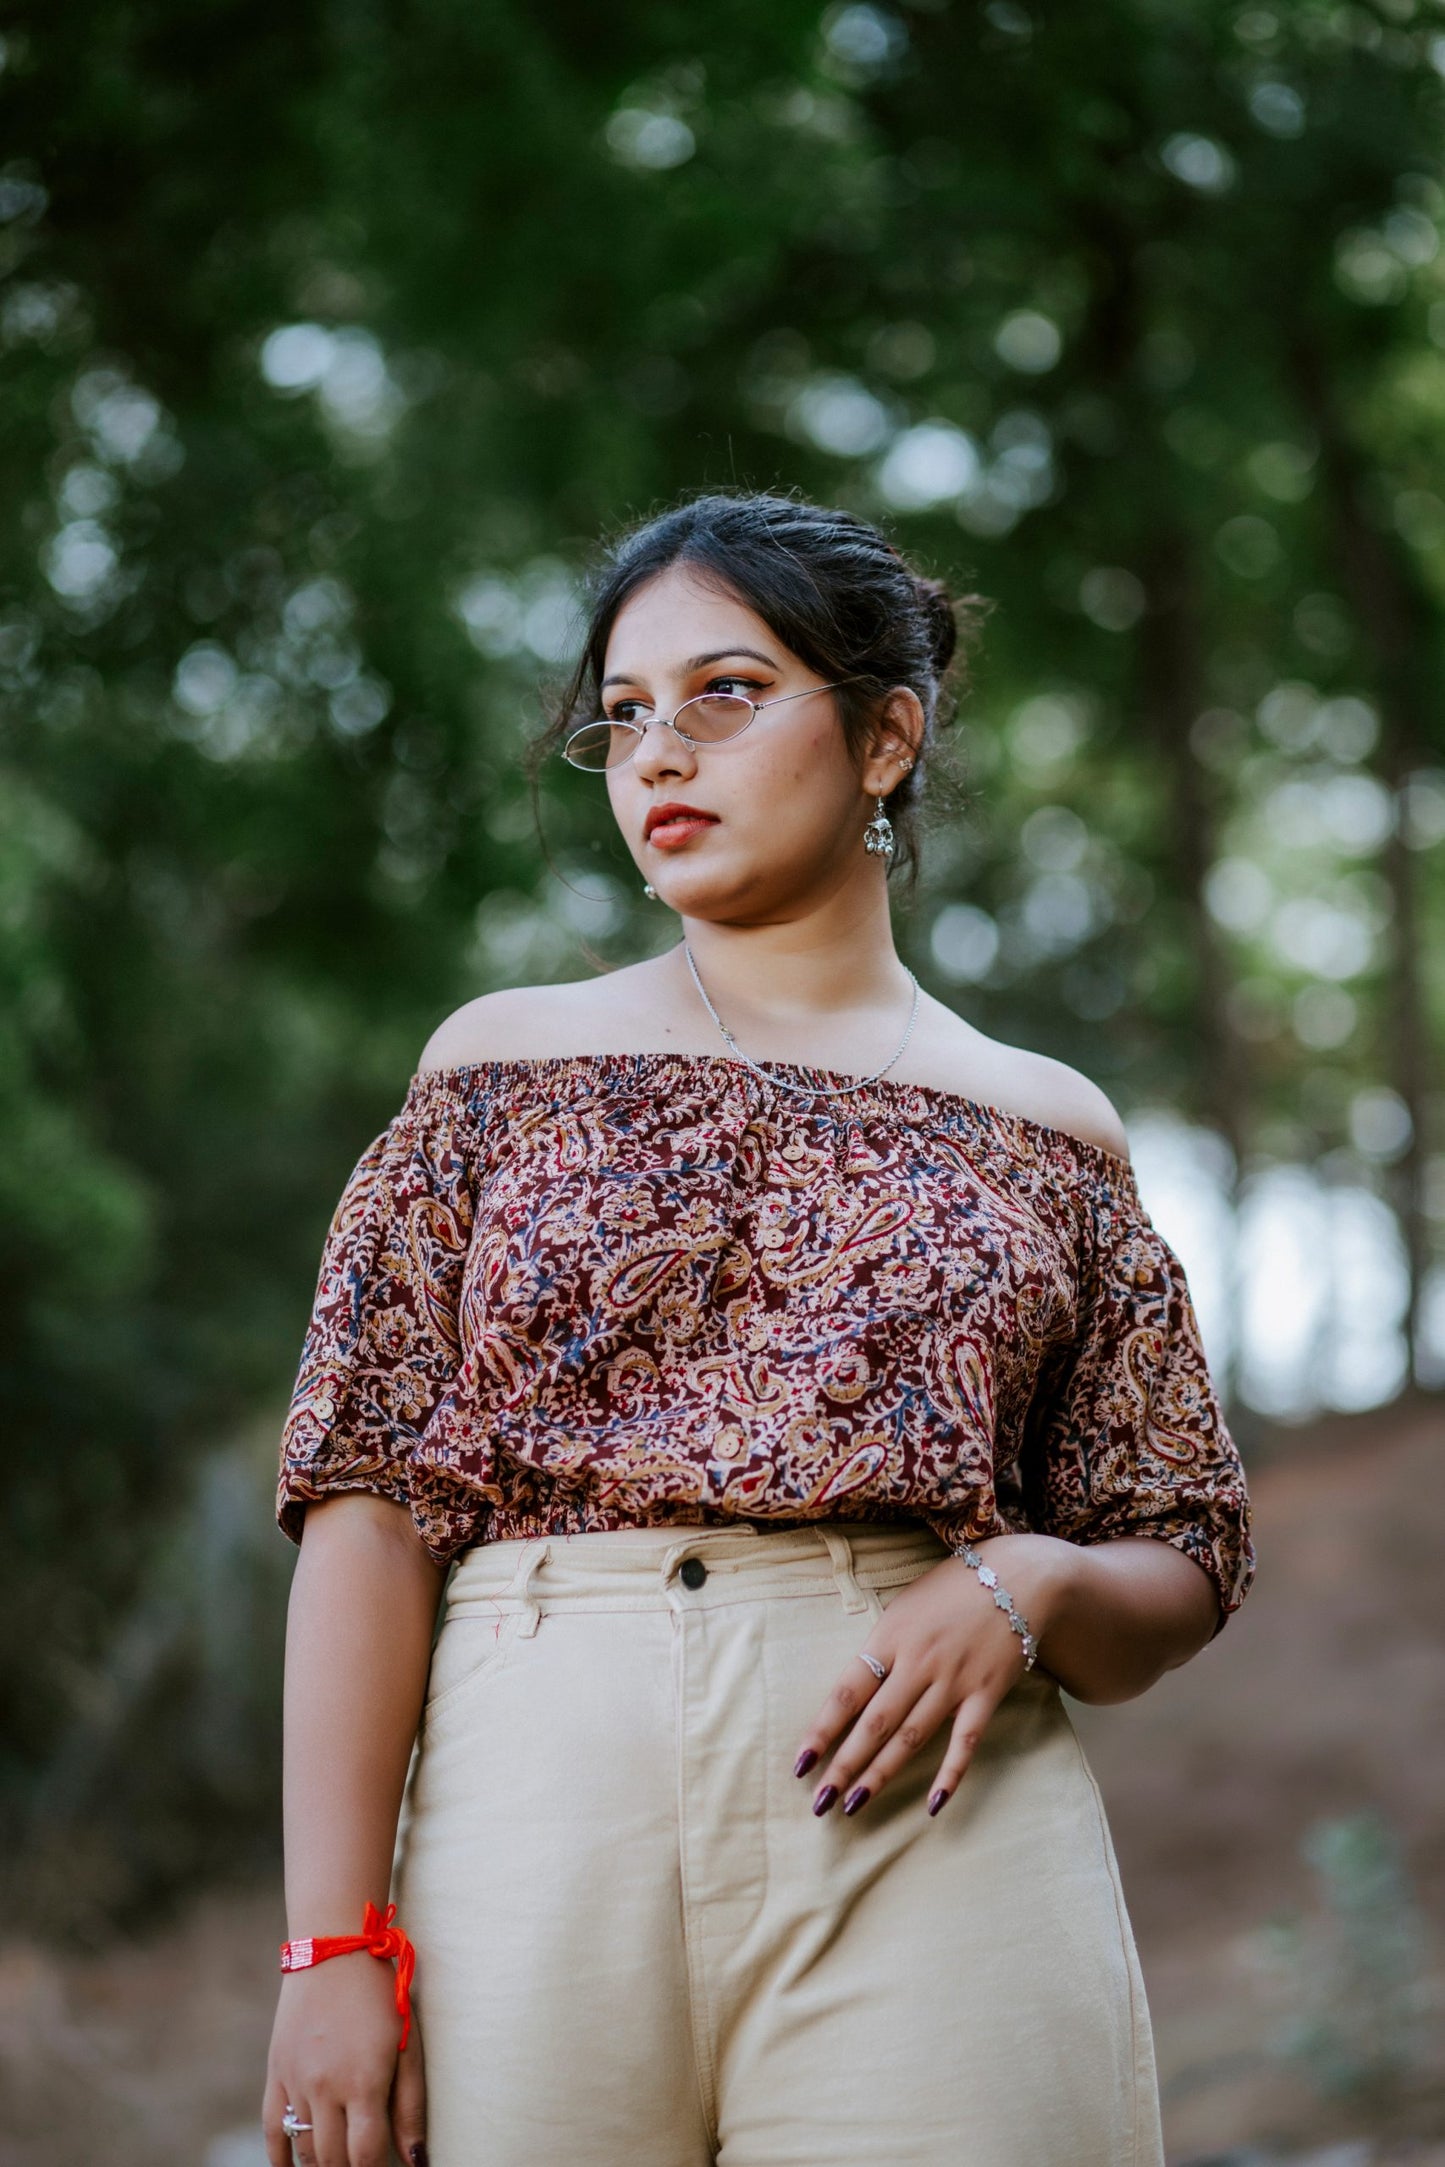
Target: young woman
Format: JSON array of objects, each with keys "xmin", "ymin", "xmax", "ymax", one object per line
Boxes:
[{"xmin": 264, "ymin": 491, "xmax": 1255, "ymax": 2167}]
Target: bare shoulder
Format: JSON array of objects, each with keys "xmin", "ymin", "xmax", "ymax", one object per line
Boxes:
[
  {"xmin": 417, "ymin": 971, "xmax": 652, "ymax": 1074},
  {"xmin": 917, "ymin": 1000, "xmax": 1130, "ymax": 1162},
  {"xmin": 418, "ymin": 986, "xmax": 583, "ymax": 1073},
  {"xmin": 1009, "ymin": 1050, "xmax": 1132, "ymax": 1162}
]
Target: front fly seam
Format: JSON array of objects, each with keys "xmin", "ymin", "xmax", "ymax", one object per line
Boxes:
[{"xmin": 671, "ymin": 1575, "xmax": 723, "ymax": 2148}]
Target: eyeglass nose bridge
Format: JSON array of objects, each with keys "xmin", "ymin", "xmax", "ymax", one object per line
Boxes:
[{"xmin": 625, "ymin": 693, "xmax": 757, "ymax": 761}]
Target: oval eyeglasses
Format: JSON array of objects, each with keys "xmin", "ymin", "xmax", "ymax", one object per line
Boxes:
[{"xmin": 561, "ymin": 680, "xmax": 863, "ymax": 773}]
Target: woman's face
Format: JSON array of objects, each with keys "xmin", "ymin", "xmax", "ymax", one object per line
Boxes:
[{"xmin": 600, "ymin": 561, "xmax": 900, "ymax": 923}]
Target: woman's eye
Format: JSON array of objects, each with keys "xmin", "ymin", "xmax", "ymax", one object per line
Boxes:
[
  {"xmin": 707, "ymin": 675, "xmax": 765, "ymax": 696},
  {"xmin": 606, "ymin": 700, "xmax": 648, "ymax": 723}
]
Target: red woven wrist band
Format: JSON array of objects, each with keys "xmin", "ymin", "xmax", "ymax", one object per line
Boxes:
[{"xmin": 279, "ymin": 1900, "xmax": 416, "ymax": 2052}]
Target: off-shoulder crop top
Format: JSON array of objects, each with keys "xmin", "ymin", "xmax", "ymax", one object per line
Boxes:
[{"xmin": 275, "ymin": 1053, "xmax": 1256, "ymax": 1631}]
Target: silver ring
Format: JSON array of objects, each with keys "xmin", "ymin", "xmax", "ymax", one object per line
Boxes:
[
  {"xmin": 282, "ymin": 2106, "xmax": 314, "ymax": 2136},
  {"xmin": 857, "ymin": 1651, "xmax": 888, "ymax": 1682}
]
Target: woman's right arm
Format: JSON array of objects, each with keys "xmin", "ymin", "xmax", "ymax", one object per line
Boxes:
[{"xmin": 263, "ymin": 1492, "xmax": 446, "ymax": 2167}]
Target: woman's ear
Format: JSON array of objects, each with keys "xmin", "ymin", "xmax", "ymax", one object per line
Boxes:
[{"xmin": 861, "ymin": 687, "xmax": 924, "ymax": 796}]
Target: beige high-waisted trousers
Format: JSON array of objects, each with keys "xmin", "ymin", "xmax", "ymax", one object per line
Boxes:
[{"xmin": 392, "ymin": 1518, "xmax": 1165, "ymax": 2167}]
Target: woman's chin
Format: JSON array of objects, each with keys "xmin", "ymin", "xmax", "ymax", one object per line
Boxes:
[
  {"xmin": 644, "ymin": 861, "xmax": 757, "ymax": 915},
  {"xmin": 662, "ymin": 885, "xmax": 816, "ymax": 933}
]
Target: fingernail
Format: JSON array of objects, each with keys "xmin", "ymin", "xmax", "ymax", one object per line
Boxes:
[
  {"xmin": 793, "ymin": 1748, "xmax": 818, "ymax": 1778},
  {"xmin": 842, "ymin": 1785, "xmax": 870, "ymax": 1815},
  {"xmin": 410, "ymin": 2147, "xmax": 430, "ymax": 2167},
  {"xmin": 812, "ymin": 1783, "xmax": 839, "ymax": 1816},
  {"xmin": 928, "ymin": 1788, "xmax": 949, "ymax": 1816}
]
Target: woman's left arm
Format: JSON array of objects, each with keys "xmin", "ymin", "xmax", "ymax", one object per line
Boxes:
[
  {"xmin": 1014, "ymin": 1529, "xmax": 1222, "ymax": 1702},
  {"xmin": 791, "ymin": 1530, "xmax": 1223, "ymax": 1821},
  {"xmin": 795, "ymin": 1154, "xmax": 1257, "ymax": 1819}
]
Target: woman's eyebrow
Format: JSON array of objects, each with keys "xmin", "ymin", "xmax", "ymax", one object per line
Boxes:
[{"xmin": 600, "ymin": 646, "xmax": 781, "ymax": 688}]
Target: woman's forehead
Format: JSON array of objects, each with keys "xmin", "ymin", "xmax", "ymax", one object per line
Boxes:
[{"xmin": 602, "ymin": 564, "xmax": 785, "ymax": 678}]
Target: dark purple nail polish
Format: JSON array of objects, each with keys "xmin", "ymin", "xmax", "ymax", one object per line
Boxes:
[
  {"xmin": 928, "ymin": 1788, "xmax": 949, "ymax": 1816},
  {"xmin": 410, "ymin": 2146, "xmax": 430, "ymax": 2167},
  {"xmin": 813, "ymin": 1783, "xmax": 839, "ymax": 1816},
  {"xmin": 793, "ymin": 1747, "xmax": 818, "ymax": 1778},
  {"xmin": 843, "ymin": 1785, "xmax": 870, "ymax": 1815}
]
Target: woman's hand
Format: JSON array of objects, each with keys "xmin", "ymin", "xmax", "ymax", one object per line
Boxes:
[
  {"xmin": 791, "ymin": 1533, "xmax": 1079, "ymax": 1819},
  {"xmin": 263, "ymin": 1952, "xmax": 428, "ymax": 2167}
]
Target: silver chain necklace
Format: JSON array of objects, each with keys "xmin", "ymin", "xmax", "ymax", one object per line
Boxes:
[{"xmin": 682, "ymin": 940, "xmax": 921, "ymax": 1102}]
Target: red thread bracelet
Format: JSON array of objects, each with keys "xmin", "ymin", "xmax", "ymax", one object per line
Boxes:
[{"xmin": 279, "ymin": 1901, "xmax": 416, "ymax": 2052}]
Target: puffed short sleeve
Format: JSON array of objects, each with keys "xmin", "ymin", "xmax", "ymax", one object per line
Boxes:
[
  {"xmin": 1016, "ymin": 1164, "xmax": 1256, "ymax": 1635},
  {"xmin": 276, "ymin": 1074, "xmax": 475, "ymax": 1553}
]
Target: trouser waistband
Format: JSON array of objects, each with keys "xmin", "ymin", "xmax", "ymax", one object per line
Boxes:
[{"xmin": 444, "ymin": 1519, "xmax": 952, "ymax": 1635}]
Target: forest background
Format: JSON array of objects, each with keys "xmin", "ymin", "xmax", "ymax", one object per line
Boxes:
[{"xmin": 2, "ymin": 1, "xmax": 1444, "ymax": 2160}]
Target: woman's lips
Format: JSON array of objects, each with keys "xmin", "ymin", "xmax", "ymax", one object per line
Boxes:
[{"xmin": 648, "ymin": 815, "xmax": 719, "ymax": 849}]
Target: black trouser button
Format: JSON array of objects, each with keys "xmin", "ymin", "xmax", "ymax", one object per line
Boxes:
[{"xmin": 679, "ymin": 1556, "xmax": 708, "ymax": 1589}]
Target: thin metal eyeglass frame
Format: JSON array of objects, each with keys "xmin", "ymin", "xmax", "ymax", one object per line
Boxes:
[{"xmin": 560, "ymin": 678, "xmax": 865, "ymax": 773}]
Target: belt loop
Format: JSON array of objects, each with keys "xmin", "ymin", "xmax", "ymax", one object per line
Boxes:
[
  {"xmin": 511, "ymin": 1539, "xmax": 552, "ymax": 1636},
  {"xmin": 819, "ymin": 1527, "xmax": 870, "ymax": 1614}
]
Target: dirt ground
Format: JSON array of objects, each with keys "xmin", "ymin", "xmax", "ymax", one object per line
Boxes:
[{"xmin": 1, "ymin": 1393, "xmax": 1441, "ymax": 2167}]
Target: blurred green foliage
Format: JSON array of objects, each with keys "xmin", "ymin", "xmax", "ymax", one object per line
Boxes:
[
  {"xmin": 2, "ymin": 0, "xmax": 1443, "ymax": 1929},
  {"xmin": 1264, "ymin": 1809, "xmax": 1436, "ymax": 2108}
]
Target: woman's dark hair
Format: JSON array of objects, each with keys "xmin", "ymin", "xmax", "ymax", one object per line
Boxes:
[{"xmin": 527, "ymin": 489, "xmax": 991, "ymax": 895}]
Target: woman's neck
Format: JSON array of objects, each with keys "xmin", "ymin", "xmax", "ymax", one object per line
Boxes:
[{"xmin": 671, "ymin": 899, "xmax": 914, "ymax": 1054}]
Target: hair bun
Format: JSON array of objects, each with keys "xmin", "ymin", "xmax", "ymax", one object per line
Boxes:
[{"xmin": 913, "ymin": 575, "xmax": 958, "ymax": 676}]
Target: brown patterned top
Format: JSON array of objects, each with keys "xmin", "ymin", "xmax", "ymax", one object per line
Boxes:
[{"xmin": 276, "ymin": 1054, "xmax": 1256, "ymax": 1630}]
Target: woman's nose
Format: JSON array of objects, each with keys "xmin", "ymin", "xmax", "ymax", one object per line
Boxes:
[{"xmin": 630, "ymin": 714, "xmax": 699, "ymax": 782}]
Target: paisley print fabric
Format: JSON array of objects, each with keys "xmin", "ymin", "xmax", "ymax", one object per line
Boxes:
[{"xmin": 276, "ymin": 1054, "xmax": 1255, "ymax": 1629}]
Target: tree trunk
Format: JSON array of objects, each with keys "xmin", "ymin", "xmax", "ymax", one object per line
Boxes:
[
  {"xmin": 1291, "ymin": 338, "xmax": 1438, "ymax": 1386},
  {"xmin": 1136, "ymin": 521, "xmax": 1252, "ymax": 1406}
]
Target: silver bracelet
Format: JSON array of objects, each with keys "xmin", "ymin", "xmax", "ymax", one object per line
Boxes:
[{"xmin": 958, "ymin": 1543, "xmax": 1038, "ymax": 1670}]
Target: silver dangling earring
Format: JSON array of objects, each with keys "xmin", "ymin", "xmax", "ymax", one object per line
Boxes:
[
  {"xmin": 643, "ymin": 882, "xmax": 658, "ymax": 899},
  {"xmin": 863, "ymin": 795, "xmax": 895, "ymax": 860}
]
